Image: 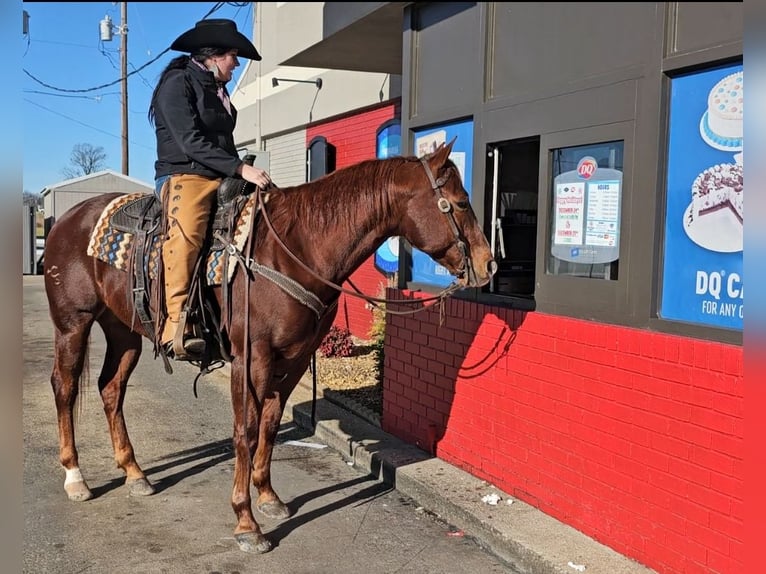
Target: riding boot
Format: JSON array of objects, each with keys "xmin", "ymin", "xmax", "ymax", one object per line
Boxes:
[{"xmin": 160, "ymin": 174, "xmax": 220, "ymax": 359}]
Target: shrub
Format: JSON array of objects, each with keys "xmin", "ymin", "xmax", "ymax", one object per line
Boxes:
[{"xmin": 319, "ymin": 325, "xmax": 354, "ymax": 358}]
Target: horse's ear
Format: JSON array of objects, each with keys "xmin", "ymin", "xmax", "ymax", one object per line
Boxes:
[{"xmin": 428, "ymin": 136, "xmax": 457, "ymax": 167}]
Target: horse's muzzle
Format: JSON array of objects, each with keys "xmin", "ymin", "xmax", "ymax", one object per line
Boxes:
[{"xmin": 457, "ymin": 258, "xmax": 497, "ymax": 288}]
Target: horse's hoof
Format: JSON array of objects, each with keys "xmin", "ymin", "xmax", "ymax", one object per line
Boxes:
[
  {"xmin": 127, "ymin": 477, "xmax": 156, "ymax": 496},
  {"xmin": 65, "ymin": 481, "xmax": 93, "ymax": 502},
  {"xmin": 256, "ymin": 500, "xmax": 291, "ymax": 520},
  {"xmin": 234, "ymin": 532, "xmax": 272, "ymax": 553}
]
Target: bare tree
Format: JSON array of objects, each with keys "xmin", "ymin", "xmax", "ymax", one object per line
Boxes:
[
  {"xmin": 62, "ymin": 143, "xmax": 107, "ymax": 179},
  {"xmin": 23, "ymin": 190, "xmax": 43, "ymax": 208}
]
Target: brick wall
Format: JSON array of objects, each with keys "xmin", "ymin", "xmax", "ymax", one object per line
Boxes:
[
  {"xmin": 383, "ymin": 290, "xmax": 743, "ymax": 574},
  {"xmin": 306, "ymin": 102, "xmax": 400, "ymax": 339}
]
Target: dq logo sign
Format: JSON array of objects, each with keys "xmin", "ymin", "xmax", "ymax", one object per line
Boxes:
[{"xmin": 576, "ymin": 156, "xmax": 598, "ymax": 179}]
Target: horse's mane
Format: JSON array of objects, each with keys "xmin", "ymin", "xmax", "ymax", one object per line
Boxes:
[{"xmin": 264, "ymin": 155, "xmax": 421, "ymax": 238}]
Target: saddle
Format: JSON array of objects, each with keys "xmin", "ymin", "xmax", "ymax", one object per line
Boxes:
[{"xmin": 109, "ymin": 160, "xmax": 258, "ymax": 374}]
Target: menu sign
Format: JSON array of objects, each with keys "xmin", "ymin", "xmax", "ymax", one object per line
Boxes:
[{"xmin": 551, "ymin": 156, "xmax": 622, "ymax": 264}]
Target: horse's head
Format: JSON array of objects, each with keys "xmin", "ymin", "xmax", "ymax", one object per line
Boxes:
[{"xmin": 399, "ymin": 138, "xmax": 497, "ymax": 288}]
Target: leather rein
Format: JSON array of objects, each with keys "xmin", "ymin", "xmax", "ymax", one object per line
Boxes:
[
  {"xmin": 213, "ymin": 157, "xmax": 476, "ymax": 319},
  {"xmin": 254, "ymin": 157, "xmax": 477, "ymax": 316}
]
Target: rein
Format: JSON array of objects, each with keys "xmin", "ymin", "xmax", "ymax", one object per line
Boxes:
[{"xmin": 251, "ymin": 158, "xmax": 472, "ymax": 317}]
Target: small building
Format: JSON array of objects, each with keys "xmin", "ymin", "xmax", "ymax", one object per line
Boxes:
[{"xmin": 41, "ymin": 169, "xmax": 152, "ymax": 234}]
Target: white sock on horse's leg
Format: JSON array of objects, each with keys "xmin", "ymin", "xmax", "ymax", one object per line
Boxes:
[
  {"xmin": 63, "ymin": 467, "xmax": 93, "ymax": 501},
  {"xmin": 64, "ymin": 467, "xmax": 84, "ymax": 486}
]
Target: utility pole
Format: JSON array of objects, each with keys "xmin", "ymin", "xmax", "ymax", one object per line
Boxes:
[
  {"xmin": 100, "ymin": 3, "xmax": 129, "ymax": 175},
  {"xmin": 120, "ymin": 2, "xmax": 129, "ymax": 176}
]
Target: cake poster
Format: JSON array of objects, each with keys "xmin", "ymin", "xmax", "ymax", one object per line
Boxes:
[{"xmin": 660, "ymin": 62, "xmax": 743, "ymax": 331}]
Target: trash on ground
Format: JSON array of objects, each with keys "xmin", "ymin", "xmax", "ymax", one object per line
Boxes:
[
  {"xmin": 481, "ymin": 493, "xmax": 501, "ymax": 505},
  {"xmin": 506, "ymin": 499, "xmax": 515, "ymax": 505},
  {"xmin": 284, "ymin": 440, "xmax": 327, "ymax": 449},
  {"xmin": 567, "ymin": 561, "xmax": 586, "ymax": 572},
  {"xmin": 446, "ymin": 530, "xmax": 464, "ymax": 537}
]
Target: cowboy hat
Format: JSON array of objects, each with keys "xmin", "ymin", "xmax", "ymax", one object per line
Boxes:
[{"xmin": 171, "ymin": 19, "xmax": 261, "ymax": 61}]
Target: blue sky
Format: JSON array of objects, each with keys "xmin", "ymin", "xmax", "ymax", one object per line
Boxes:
[{"xmin": 22, "ymin": 2, "xmax": 254, "ymax": 194}]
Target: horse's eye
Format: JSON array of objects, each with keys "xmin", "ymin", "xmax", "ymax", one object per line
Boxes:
[{"xmin": 455, "ymin": 200, "xmax": 469, "ymax": 212}]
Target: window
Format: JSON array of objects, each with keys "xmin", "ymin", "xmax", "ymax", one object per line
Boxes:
[
  {"xmin": 547, "ymin": 141, "xmax": 624, "ymax": 280},
  {"xmin": 307, "ymin": 136, "xmax": 336, "ymax": 181},
  {"xmin": 483, "ymin": 137, "xmax": 540, "ymax": 299}
]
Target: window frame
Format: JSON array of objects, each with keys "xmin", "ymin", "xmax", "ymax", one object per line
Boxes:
[{"xmin": 523, "ymin": 122, "xmax": 634, "ymax": 321}]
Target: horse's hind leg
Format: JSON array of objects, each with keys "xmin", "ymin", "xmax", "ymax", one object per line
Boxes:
[
  {"xmin": 97, "ymin": 313, "xmax": 155, "ymax": 496},
  {"xmin": 50, "ymin": 311, "xmax": 96, "ymax": 502}
]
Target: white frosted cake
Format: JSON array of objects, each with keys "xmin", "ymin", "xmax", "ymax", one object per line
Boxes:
[
  {"xmin": 702, "ymin": 71, "xmax": 743, "ymax": 148},
  {"xmin": 690, "ymin": 162, "xmax": 743, "ymax": 224}
]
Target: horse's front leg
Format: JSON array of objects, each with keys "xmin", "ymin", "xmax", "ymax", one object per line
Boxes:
[
  {"xmin": 253, "ymin": 366, "xmax": 306, "ymax": 520},
  {"xmin": 229, "ymin": 357, "xmax": 272, "ymax": 553}
]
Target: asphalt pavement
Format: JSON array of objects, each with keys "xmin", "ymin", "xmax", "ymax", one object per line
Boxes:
[{"xmin": 23, "ymin": 275, "xmax": 517, "ymax": 574}]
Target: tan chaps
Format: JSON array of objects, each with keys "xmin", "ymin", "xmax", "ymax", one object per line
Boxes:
[{"xmin": 160, "ymin": 174, "xmax": 220, "ymax": 345}]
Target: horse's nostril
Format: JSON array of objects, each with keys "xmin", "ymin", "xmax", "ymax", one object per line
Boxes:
[{"xmin": 488, "ymin": 260, "xmax": 498, "ymax": 277}]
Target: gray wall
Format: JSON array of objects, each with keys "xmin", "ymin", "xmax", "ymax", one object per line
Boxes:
[
  {"xmin": 401, "ymin": 2, "xmax": 742, "ymax": 343},
  {"xmin": 264, "ymin": 130, "xmax": 308, "ymax": 188}
]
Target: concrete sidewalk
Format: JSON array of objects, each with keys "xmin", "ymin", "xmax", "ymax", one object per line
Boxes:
[{"xmin": 280, "ymin": 373, "xmax": 657, "ymax": 574}]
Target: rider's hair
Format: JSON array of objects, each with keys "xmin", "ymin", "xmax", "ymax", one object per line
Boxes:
[{"xmin": 148, "ymin": 47, "xmax": 232, "ymax": 126}]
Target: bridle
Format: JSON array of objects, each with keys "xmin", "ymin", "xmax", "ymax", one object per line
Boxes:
[{"xmin": 418, "ymin": 156, "xmax": 479, "ymax": 287}]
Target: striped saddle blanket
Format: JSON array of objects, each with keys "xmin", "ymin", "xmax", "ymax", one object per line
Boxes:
[{"xmin": 86, "ymin": 192, "xmax": 258, "ymax": 286}]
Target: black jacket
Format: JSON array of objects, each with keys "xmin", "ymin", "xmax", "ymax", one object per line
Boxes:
[{"xmin": 152, "ymin": 60, "xmax": 242, "ymax": 179}]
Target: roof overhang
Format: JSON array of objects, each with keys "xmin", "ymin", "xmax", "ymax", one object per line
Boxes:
[{"xmin": 280, "ymin": 2, "xmax": 406, "ymax": 75}]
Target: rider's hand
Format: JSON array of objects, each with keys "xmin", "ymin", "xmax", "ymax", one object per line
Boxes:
[{"xmin": 238, "ymin": 163, "xmax": 272, "ymax": 190}]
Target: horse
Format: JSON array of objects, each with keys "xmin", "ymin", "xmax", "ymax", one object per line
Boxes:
[{"xmin": 42, "ymin": 139, "xmax": 496, "ymax": 553}]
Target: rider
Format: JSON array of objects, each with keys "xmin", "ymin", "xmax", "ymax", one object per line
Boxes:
[{"xmin": 148, "ymin": 19, "xmax": 271, "ymax": 360}]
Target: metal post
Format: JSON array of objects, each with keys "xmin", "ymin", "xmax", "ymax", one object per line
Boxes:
[{"xmin": 120, "ymin": 1, "xmax": 129, "ymax": 175}]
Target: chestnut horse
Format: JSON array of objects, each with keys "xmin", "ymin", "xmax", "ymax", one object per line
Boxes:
[{"xmin": 43, "ymin": 140, "xmax": 495, "ymax": 553}]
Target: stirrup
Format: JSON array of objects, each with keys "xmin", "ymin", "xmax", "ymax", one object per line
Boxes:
[
  {"xmin": 171, "ymin": 310, "xmax": 206, "ymax": 359},
  {"xmin": 165, "ymin": 337, "xmax": 206, "ymax": 360}
]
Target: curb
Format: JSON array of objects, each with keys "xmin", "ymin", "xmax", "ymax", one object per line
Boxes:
[{"xmin": 321, "ymin": 387, "xmax": 381, "ymax": 428}]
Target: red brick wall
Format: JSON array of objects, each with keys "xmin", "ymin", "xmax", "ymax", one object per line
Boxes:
[
  {"xmin": 306, "ymin": 102, "xmax": 400, "ymax": 339},
  {"xmin": 383, "ymin": 291, "xmax": 743, "ymax": 574}
]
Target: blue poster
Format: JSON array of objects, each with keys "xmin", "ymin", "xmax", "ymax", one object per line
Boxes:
[
  {"xmin": 410, "ymin": 119, "xmax": 474, "ymax": 287},
  {"xmin": 375, "ymin": 121, "xmax": 401, "ymax": 274},
  {"xmin": 660, "ymin": 63, "xmax": 743, "ymax": 330}
]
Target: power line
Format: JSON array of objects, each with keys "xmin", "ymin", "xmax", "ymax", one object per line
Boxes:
[
  {"xmin": 23, "ymin": 48, "xmax": 171, "ymax": 94},
  {"xmin": 23, "ymin": 89, "xmax": 120, "ymax": 100},
  {"xmin": 24, "ymin": 98, "xmax": 154, "ymax": 151},
  {"xmin": 22, "ymin": 2, "xmax": 230, "ymax": 94}
]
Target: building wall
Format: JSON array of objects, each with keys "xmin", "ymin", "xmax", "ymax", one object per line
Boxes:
[
  {"xmin": 383, "ymin": 292, "xmax": 743, "ymax": 574},
  {"xmin": 306, "ymin": 102, "xmax": 399, "ymax": 339},
  {"xmin": 386, "ymin": 5, "xmax": 743, "ymax": 570},
  {"xmin": 239, "ymin": 3, "xmax": 744, "ymax": 573},
  {"xmin": 230, "ymin": 3, "xmax": 400, "ymax": 152},
  {"xmin": 264, "ymin": 129, "xmax": 308, "ymax": 187}
]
